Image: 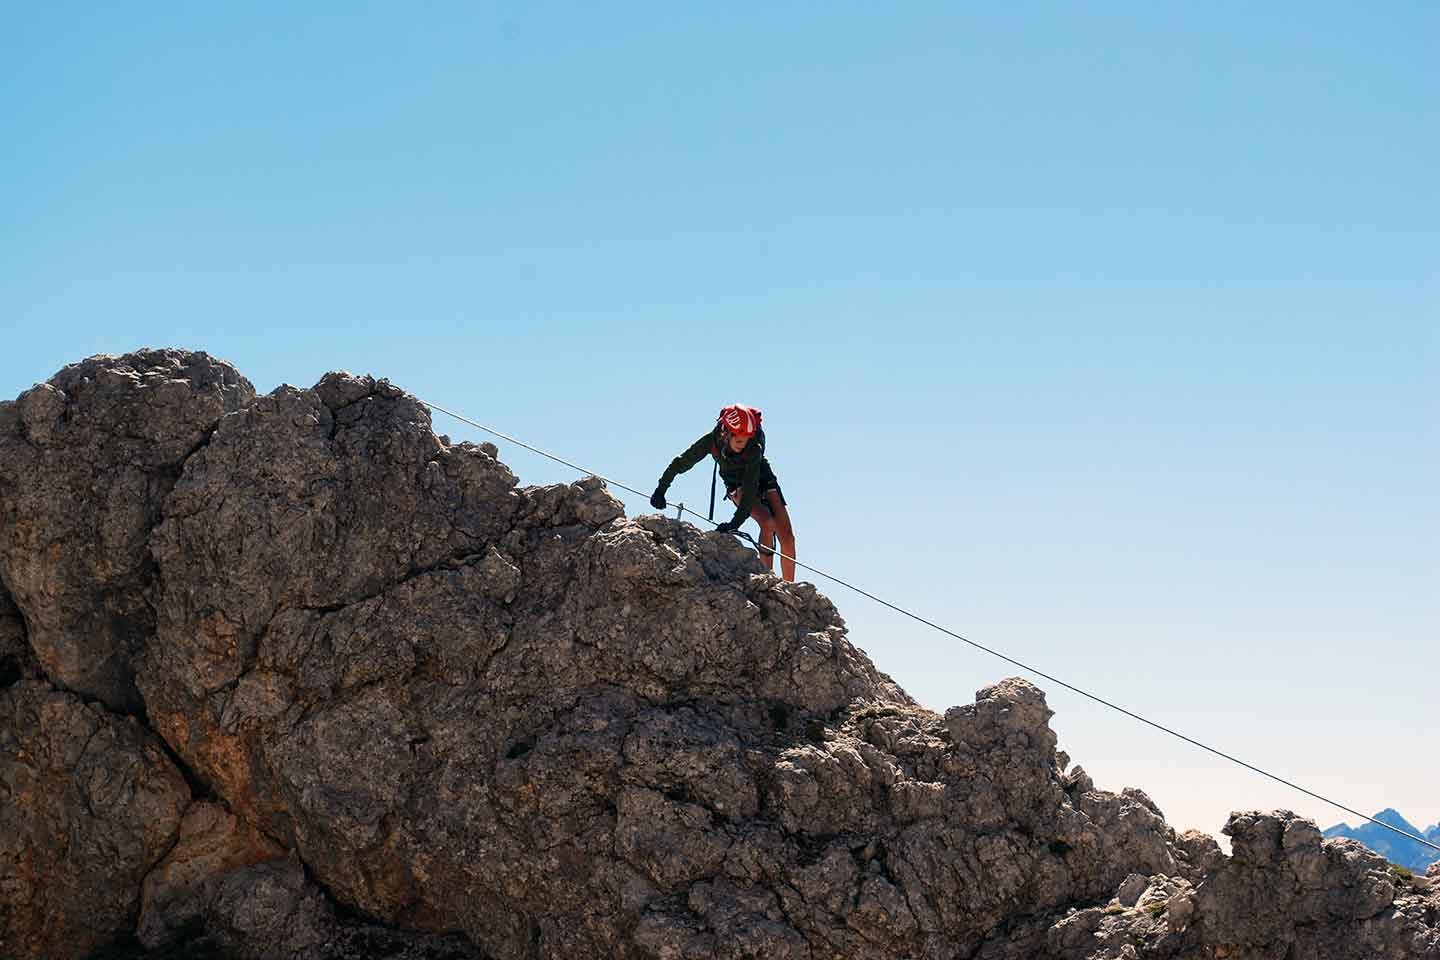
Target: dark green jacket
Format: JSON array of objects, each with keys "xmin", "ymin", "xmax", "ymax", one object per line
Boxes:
[{"xmin": 659, "ymin": 426, "xmax": 770, "ymax": 526}]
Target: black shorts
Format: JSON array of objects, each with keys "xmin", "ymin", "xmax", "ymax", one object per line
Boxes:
[{"xmin": 726, "ymin": 479, "xmax": 786, "ymax": 515}]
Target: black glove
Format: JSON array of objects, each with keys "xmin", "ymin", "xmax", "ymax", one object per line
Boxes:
[
  {"xmin": 650, "ymin": 485, "xmax": 668, "ymax": 510},
  {"xmin": 715, "ymin": 518, "xmax": 743, "ymax": 534}
]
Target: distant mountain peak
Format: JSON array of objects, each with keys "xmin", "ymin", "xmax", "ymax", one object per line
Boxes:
[
  {"xmin": 1327, "ymin": 809, "xmax": 1427, "ymax": 836},
  {"xmin": 1374, "ymin": 808, "xmax": 1422, "ymax": 833},
  {"xmin": 1322, "ymin": 809, "xmax": 1439, "ymax": 874}
]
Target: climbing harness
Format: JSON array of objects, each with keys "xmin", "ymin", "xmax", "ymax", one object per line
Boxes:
[{"xmin": 415, "ymin": 396, "xmax": 1440, "ymax": 856}]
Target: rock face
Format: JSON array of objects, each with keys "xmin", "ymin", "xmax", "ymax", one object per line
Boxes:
[
  {"xmin": 0, "ymin": 349, "xmax": 255, "ymax": 713},
  {"xmin": 0, "ymin": 679, "xmax": 190, "ymax": 960},
  {"xmin": 1, "ymin": 349, "xmax": 1437, "ymax": 960},
  {"xmin": 136, "ymin": 801, "xmax": 288, "ymax": 948},
  {"xmin": 980, "ymin": 811, "xmax": 1440, "ymax": 960}
]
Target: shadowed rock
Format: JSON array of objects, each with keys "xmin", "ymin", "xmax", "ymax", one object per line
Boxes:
[
  {"xmin": 137, "ymin": 802, "xmax": 288, "ymax": 949},
  {"xmin": 0, "ymin": 584, "xmax": 37, "ymax": 689},
  {"xmin": 0, "ymin": 680, "xmax": 190, "ymax": 960},
  {"xmin": 138, "ymin": 854, "xmax": 493, "ymax": 960}
]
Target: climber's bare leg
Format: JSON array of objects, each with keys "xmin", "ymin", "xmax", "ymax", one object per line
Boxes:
[{"xmin": 763, "ymin": 491, "xmax": 796, "ymax": 582}]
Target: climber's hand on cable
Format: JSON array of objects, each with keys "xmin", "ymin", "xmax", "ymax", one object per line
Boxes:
[
  {"xmin": 650, "ymin": 485, "xmax": 667, "ymax": 510},
  {"xmin": 715, "ymin": 518, "xmax": 743, "ymax": 534}
]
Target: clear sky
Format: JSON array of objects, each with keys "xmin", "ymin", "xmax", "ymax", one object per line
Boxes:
[{"xmin": 2, "ymin": 3, "xmax": 1435, "ymax": 841}]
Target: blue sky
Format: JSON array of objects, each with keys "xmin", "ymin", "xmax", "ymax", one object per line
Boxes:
[{"xmin": 2, "ymin": 2, "xmax": 1435, "ymax": 839}]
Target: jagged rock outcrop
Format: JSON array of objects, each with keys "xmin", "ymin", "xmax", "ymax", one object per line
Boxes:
[
  {"xmin": 1196, "ymin": 813, "xmax": 1437, "ymax": 957},
  {"xmin": 0, "ymin": 350, "xmax": 255, "ymax": 712},
  {"xmin": 976, "ymin": 810, "xmax": 1440, "ymax": 959},
  {"xmin": 1, "ymin": 350, "xmax": 1436, "ymax": 960}
]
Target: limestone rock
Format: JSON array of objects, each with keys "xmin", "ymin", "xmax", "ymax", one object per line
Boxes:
[
  {"xmin": 0, "ymin": 349, "xmax": 255, "ymax": 711},
  {"xmin": 125, "ymin": 357, "xmax": 1163, "ymax": 957},
  {"xmin": 1173, "ymin": 828, "xmax": 1226, "ymax": 884},
  {"xmin": 1114, "ymin": 873, "xmax": 1148, "ymax": 908},
  {"xmin": 137, "ymin": 801, "xmax": 288, "ymax": 949},
  {"xmin": 986, "ymin": 812, "xmax": 1440, "ymax": 959},
  {"xmin": 1191, "ymin": 810, "xmax": 1435, "ymax": 957},
  {"xmin": 0, "ymin": 680, "xmax": 190, "ymax": 960},
  {"xmin": 225, "ymin": 859, "xmax": 498, "ymax": 959},
  {"xmin": 2, "ymin": 351, "xmax": 1437, "ymax": 960}
]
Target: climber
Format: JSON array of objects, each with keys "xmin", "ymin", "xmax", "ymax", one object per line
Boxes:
[{"xmin": 650, "ymin": 404, "xmax": 797, "ymax": 582}]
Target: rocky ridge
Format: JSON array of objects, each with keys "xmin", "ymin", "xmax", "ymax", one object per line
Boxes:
[{"xmin": 1, "ymin": 349, "xmax": 1436, "ymax": 960}]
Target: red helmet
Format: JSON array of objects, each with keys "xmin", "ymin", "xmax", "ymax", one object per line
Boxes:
[{"xmin": 718, "ymin": 404, "xmax": 762, "ymax": 438}]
